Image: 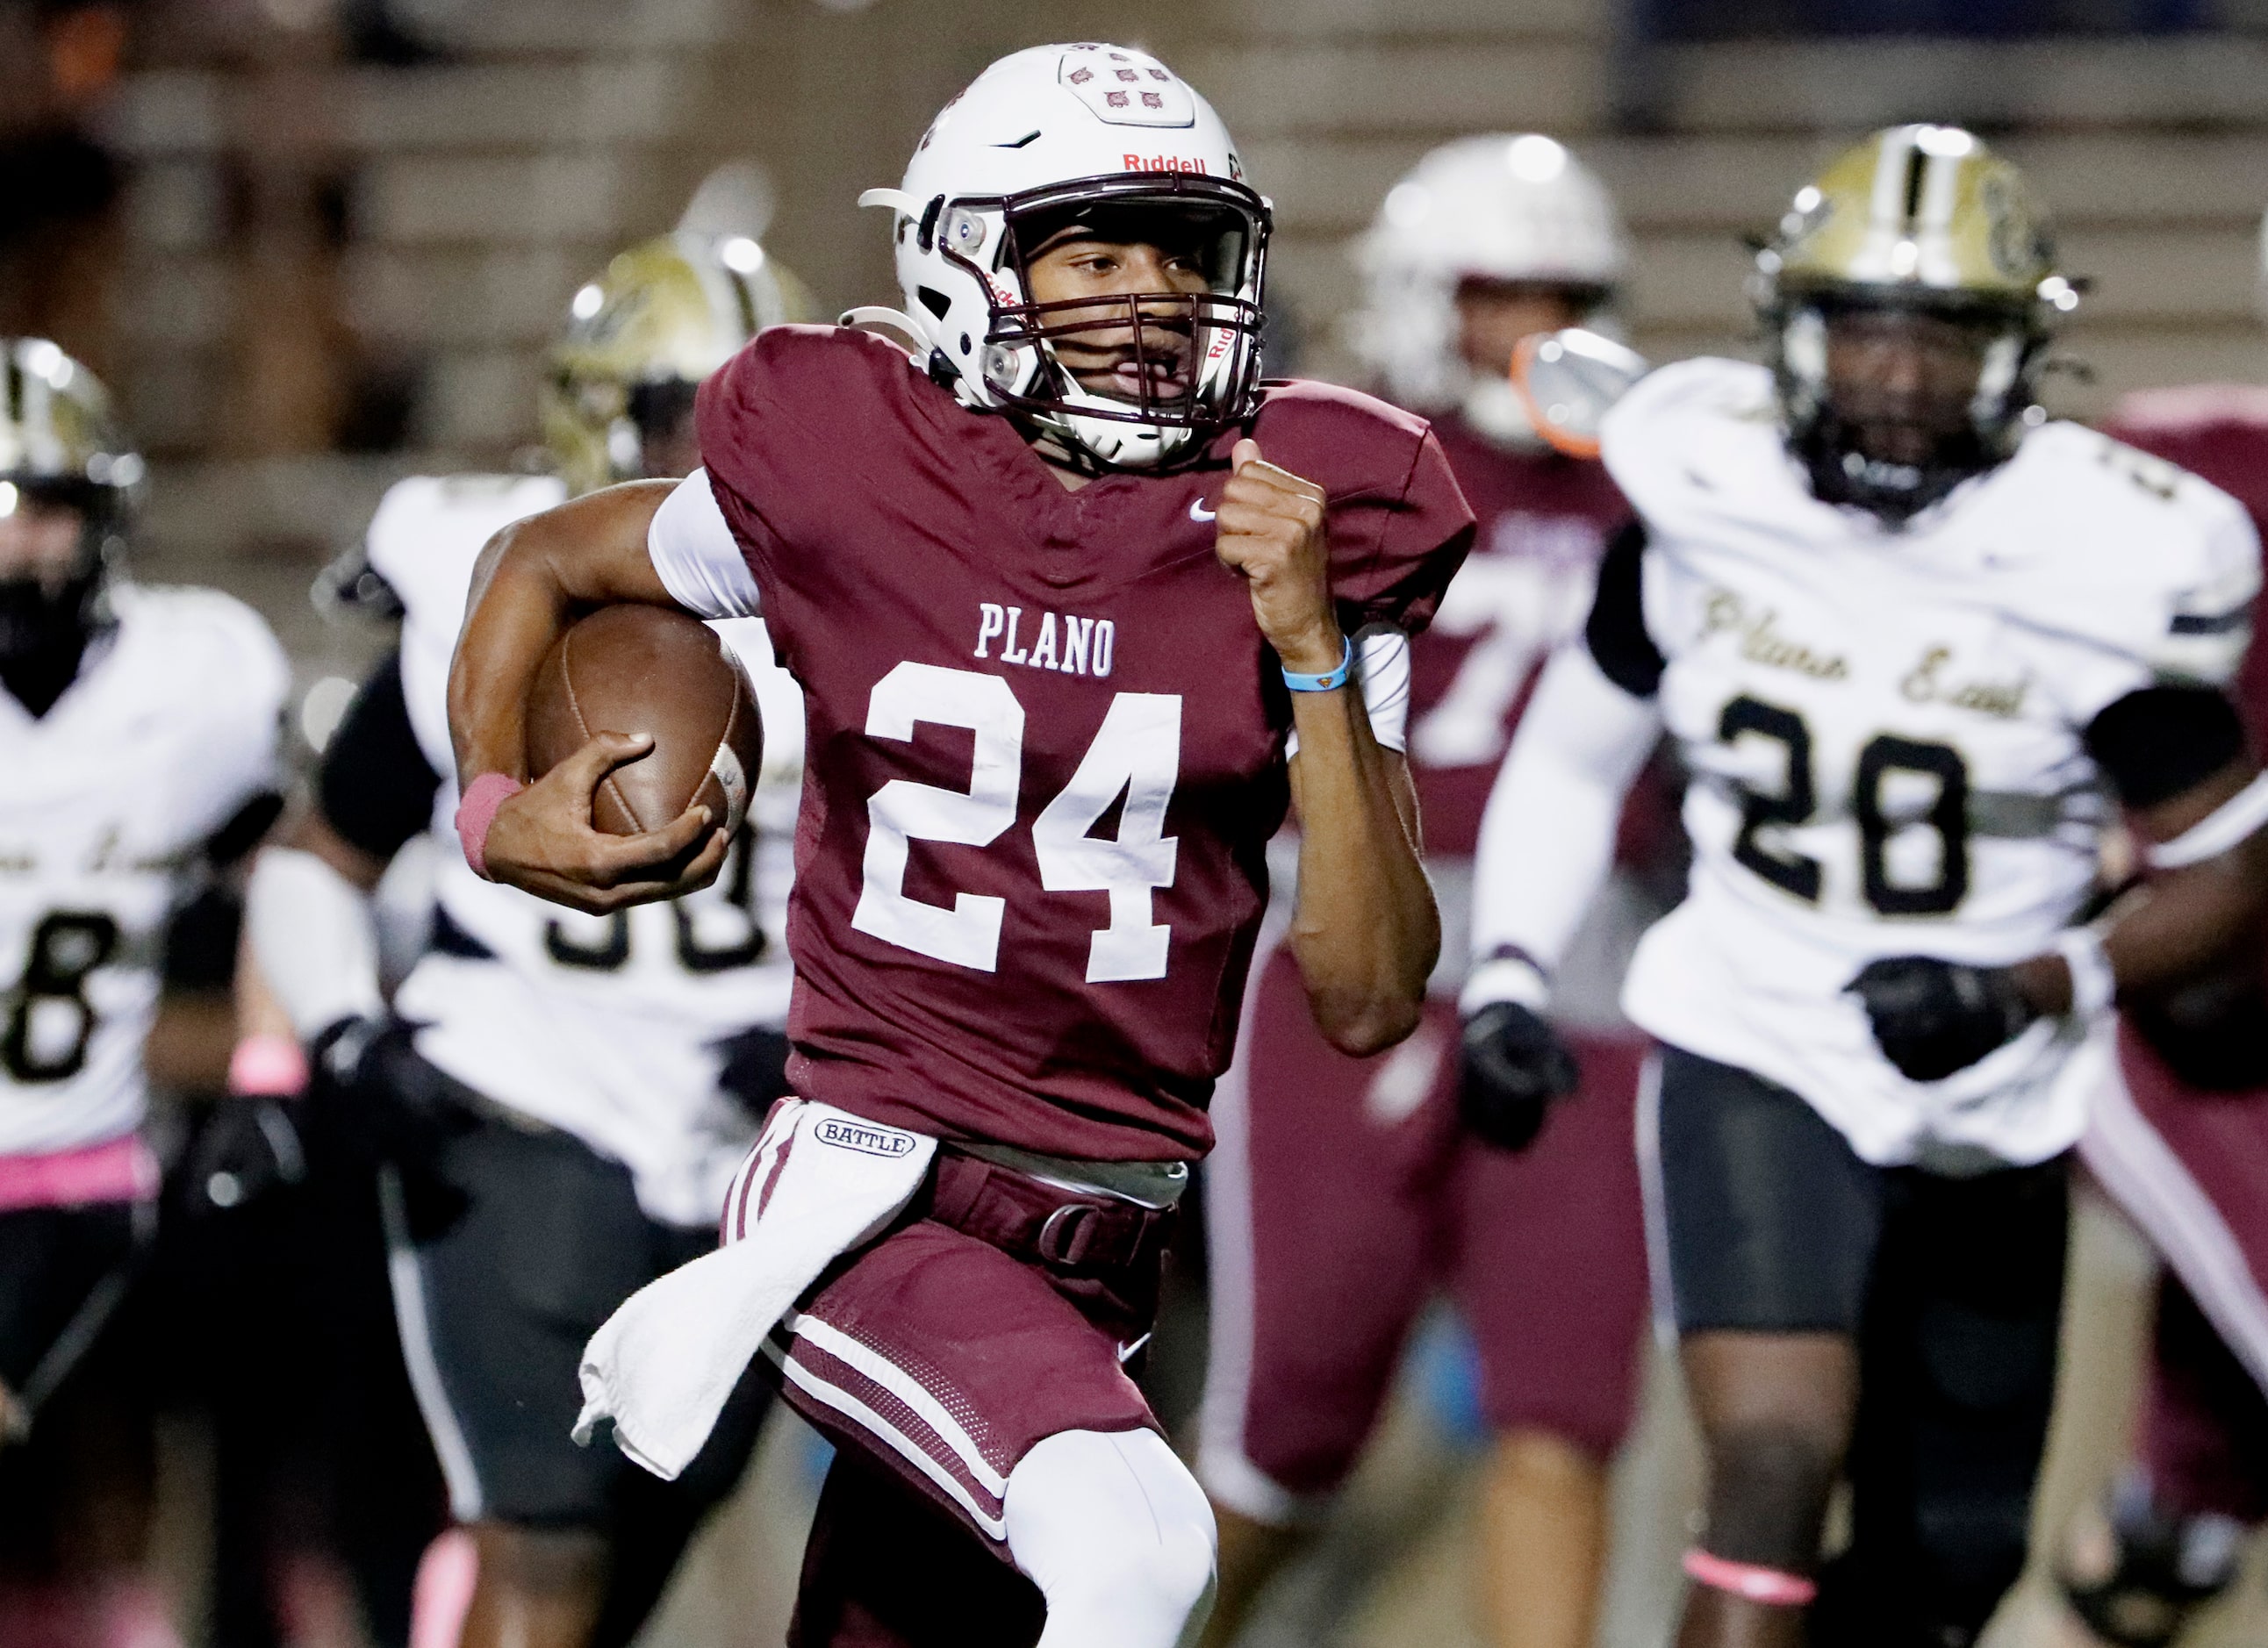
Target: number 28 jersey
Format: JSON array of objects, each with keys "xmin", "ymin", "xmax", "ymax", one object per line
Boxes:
[
  {"xmin": 1603, "ymin": 358, "xmax": 2259, "ymax": 1168},
  {"xmin": 685, "ymin": 327, "xmax": 1474, "ymax": 1163},
  {"xmin": 0, "ymin": 587, "xmax": 288, "ymax": 1157}
]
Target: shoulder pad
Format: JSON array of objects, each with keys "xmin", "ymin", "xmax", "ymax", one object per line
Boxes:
[
  {"xmin": 2004, "ymin": 424, "xmax": 2262, "ymax": 687},
  {"xmin": 1598, "ymin": 357, "xmax": 1792, "ymax": 533},
  {"xmin": 1245, "ymin": 377, "xmax": 1435, "ymax": 498},
  {"xmin": 365, "ymin": 473, "xmax": 565, "ymax": 641},
  {"xmin": 114, "ymin": 583, "xmax": 293, "ymax": 724},
  {"xmin": 719, "ymin": 325, "xmax": 921, "ymax": 411}
]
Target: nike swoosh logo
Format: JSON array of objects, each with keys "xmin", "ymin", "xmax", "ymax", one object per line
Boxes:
[
  {"xmin": 1188, "ymin": 498, "xmax": 1216, "ymax": 523},
  {"xmin": 1116, "ymin": 1333, "xmax": 1152, "ymax": 1365}
]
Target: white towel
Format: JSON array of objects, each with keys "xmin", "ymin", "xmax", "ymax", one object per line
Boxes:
[{"xmin": 575, "ymin": 1098, "xmax": 935, "ymax": 1480}]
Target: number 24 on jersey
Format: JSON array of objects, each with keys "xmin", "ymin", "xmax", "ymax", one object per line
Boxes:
[{"xmin": 853, "ymin": 663, "xmax": 1181, "ymax": 984}]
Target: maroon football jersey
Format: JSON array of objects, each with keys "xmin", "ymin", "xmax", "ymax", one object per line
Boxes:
[
  {"xmin": 696, "ymin": 328, "xmax": 1475, "ymax": 1162},
  {"xmin": 2105, "ymin": 387, "xmax": 2268, "ymax": 734},
  {"xmin": 1405, "ymin": 414, "xmax": 1629, "ymax": 858}
]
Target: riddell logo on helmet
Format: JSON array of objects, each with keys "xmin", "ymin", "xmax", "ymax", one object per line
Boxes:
[{"xmin": 1123, "ymin": 154, "xmax": 1206, "ymax": 175}]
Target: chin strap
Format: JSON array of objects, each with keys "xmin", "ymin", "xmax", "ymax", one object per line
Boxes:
[{"xmin": 1794, "ymin": 416, "xmax": 1998, "ymax": 526}]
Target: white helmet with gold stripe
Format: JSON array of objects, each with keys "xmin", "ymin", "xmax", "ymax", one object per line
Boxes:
[{"xmin": 1754, "ymin": 124, "xmax": 2079, "ymax": 520}]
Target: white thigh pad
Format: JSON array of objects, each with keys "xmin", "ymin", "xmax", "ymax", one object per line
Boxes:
[{"xmin": 1004, "ymin": 1427, "xmax": 1217, "ymax": 1648}]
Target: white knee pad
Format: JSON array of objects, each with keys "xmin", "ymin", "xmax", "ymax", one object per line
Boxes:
[{"xmin": 1003, "ymin": 1427, "xmax": 1218, "ymax": 1648}]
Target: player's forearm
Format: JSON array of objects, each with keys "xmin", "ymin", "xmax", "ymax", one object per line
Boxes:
[
  {"xmin": 244, "ymin": 833, "xmax": 384, "ymax": 1040},
  {"xmin": 144, "ymin": 992, "xmax": 239, "ymax": 1092},
  {"xmin": 2107, "ymin": 839, "xmax": 2268, "ymax": 998},
  {"xmin": 1287, "ymin": 690, "xmax": 1437, "ymax": 1057},
  {"xmin": 1466, "ymin": 646, "xmax": 1662, "ymax": 1007},
  {"xmin": 2013, "ymin": 758, "xmax": 2268, "ymax": 1013},
  {"xmin": 448, "ymin": 481, "xmax": 679, "ymax": 785}
]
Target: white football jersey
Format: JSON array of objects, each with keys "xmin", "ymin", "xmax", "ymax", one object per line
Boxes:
[
  {"xmin": 0, "ymin": 586, "xmax": 288, "ymax": 1157},
  {"xmin": 365, "ymin": 474, "xmax": 807, "ymax": 1225},
  {"xmin": 1605, "ymin": 359, "xmax": 2259, "ymax": 1168}
]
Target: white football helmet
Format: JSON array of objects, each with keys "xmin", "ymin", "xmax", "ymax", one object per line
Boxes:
[
  {"xmin": 1353, "ymin": 134, "xmax": 1626, "ymax": 442},
  {"xmin": 855, "ymin": 43, "xmax": 1270, "ymax": 469}
]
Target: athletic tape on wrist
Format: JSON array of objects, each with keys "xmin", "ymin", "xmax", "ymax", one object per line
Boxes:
[
  {"xmin": 1681, "ymin": 1550, "xmax": 1817, "ymax": 1608},
  {"xmin": 2149, "ymin": 770, "xmax": 2268, "ymax": 870},
  {"xmin": 454, "ymin": 772, "xmax": 523, "ymax": 881},
  {"xmin": 228, "ymin": 1033, "xmax": 309, "ymax": 1098},
  {"xmin": 2054, "ymin": 927, "xmax": 2117, "ymax": 1021}
]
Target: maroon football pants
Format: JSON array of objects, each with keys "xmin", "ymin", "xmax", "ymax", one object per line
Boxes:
[
  {"xmin": 2084, "ymin": 1025, "xmax": 2268, "ymax": 1524},
  {"xmin": 773, "ymin": 1165, "xmax": 1169, "ymax": 1648},
  {"xmin": 2142, "ymin": 1273, "xmax": 2268, "ymax": 1523},
  {"xmin": 1202, "ymin": 949, "xmax": 1650, "ymax": 1516}
]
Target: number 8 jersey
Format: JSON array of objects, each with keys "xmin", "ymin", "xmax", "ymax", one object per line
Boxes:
[
  {"xmin": 1592, "ymin": 358, "xmax": 2259, "ymax": 1167},
  {"xmin": 0, "ymin": 587, "xmax": 289, "ymax": 1157}
]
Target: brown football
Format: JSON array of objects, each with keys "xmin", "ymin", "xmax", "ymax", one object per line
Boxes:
[{"xmin": 524, "ymin": 605, "xmax": 763, "ymax": 840}]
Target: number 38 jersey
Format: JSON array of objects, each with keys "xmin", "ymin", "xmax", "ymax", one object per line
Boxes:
[
  {"xmin": 685, "ymin": 327, "xmax": 1474, "ymax": 1164},
  {"xmin": 1602, "ymin": 357, "xmax": 2259, "ymax": 1168},
  {"xmin": 365, "ymin": 475, "xmax": 807, "ymax": 1225},
  {"xmin": 0, "ymin": 587, "xmax": 288, "ymax": 1157}
]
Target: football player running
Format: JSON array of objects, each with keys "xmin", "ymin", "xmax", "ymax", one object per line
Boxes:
[
  {"xmin": 1196, "ymin": 135, "xmax": 1653, "ymax": 1648},
  {"xmin": 1464, "ymin": 126, "xmax": 2268, "ymax": 1648},
  {"xmin": 443, "ymin": 44, "xmax": 1472, "ymax": 1648},
  {"xmin": 2048, "ymin": 219, "xmax": 2268, "ymax": 1648},
  {"xmin": 0, "ymin": 342, "xmax": 289, "ymax": 1637},
  {"xmin": 242, "ymin": 230, "xmax": 810, "ymax": 1648}
]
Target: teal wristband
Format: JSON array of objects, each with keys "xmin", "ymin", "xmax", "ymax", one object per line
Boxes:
[{"xmin": 1281, "ymin": 635, "xmax": 1353, "ymax": 693}]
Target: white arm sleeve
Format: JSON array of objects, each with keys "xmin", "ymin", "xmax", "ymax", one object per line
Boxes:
[
  {"xmin": 245, "ymin": 847, "xmax": 384, "ymax": 1040},
  {"xmin": 1286, "ymin": 628, "xmax": 1412, "ymax": 757},
  {"xmin": 647, "ymin": 469, "xmax": 762, "ymax": 620},
  {"xmin": 1463, "ymin": 642, "xmax": 1664, "ymax": 1012}
]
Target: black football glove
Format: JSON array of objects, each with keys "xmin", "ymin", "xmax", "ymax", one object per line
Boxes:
[
  {"xmin": 1847, "ymin": 956, "xmax": 2038, "ymax": 1084},
  {"xmin": 310, "ymin": 1014, "xmax": 472, "ymax": 1167},
  {"xmin": 717, "ymin": 1025, "xmax": 794, "ymax": 1121},
  {"xmin": 1459, "ymin": 1001, "xmax": 1581, "ymax": 1152},
  {"xmin": 187, "ymin": 1094, "xmax": 307, "ymax": 1213}
]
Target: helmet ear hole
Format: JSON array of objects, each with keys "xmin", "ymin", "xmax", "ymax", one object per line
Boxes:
[{"xmin": 916, "ymin": 286, "xmax": 953, "ymax": 320}]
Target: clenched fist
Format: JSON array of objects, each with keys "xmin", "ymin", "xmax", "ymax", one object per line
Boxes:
[{"xmin": 1213, "ymin": 439, "xmax": 1343, "ymax": 675}]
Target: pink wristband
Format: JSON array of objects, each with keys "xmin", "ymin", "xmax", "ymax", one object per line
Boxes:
[
  {"xmin": 1682, "ymin": 1550, "xmax": 1816, "ymax": 1608},
  {"xmin": 455, "ymin": 772, "xmax": 524, "ymax": 881},
  {"xmin": 228, "ymin": 1032, "xmax": 309, "ymax": 1098}
]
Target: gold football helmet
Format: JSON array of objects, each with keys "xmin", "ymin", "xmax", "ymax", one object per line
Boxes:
[
  {"xmin": 0, "ymin": 338, "xmax": 142, "ymax": 513},
  {"xmin": 1754, "ymin": 125, "xmax": 2079, "ymax": 520},
  {"xmin": 541, "ymin": 231, "xmax": 817, "ymax": 497},
  {"xmin": 0, "ymin": 340, "xmax": 141, "ymax": 669}
]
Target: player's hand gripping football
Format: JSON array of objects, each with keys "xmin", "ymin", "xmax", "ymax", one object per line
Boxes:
[
  {"xmin": 1460, "ymin": 1001, "xmax": 1581, "ymax": 1151},
  {"xmin": 1212, "ymin": 439, "xmax": 1345, "ymax": 675},
  {"xmin": 481, "ymin": 732, "xmax": 726, "ymax": 915}
]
